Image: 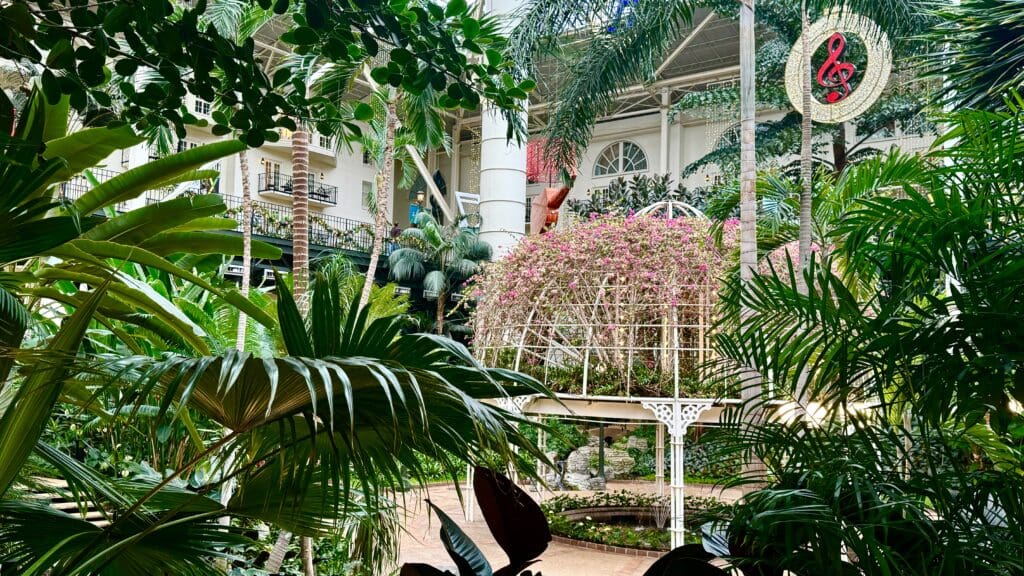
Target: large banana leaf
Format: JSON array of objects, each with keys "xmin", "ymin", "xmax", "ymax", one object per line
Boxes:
[
  {"xmin": 33, "ymin": 269, "xmax": 211, "ymax": 354},
  {"xmin": 140, "ymin": 231, "xmax": 282, "ymax": 260},
  {"xmin": 49, "ymin": 239, "xmax": 277, "ymax": 329},
  {"xmin": 73, "ymin": 140, "xmax": 245, "ymax": 215},
  {"xmin": 81, "ymin": 195, "xmax": 228, "ymax": 244},
  {"xmin": 42, "ymin": 125, "xmax": 144, "ymax": 184}
]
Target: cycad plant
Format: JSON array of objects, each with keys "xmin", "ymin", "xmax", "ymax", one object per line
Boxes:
[{"xmin": 389, "ymin": 213, "xmax": 492, "ymax": 336}]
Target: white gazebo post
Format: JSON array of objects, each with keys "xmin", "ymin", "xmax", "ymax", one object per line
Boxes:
[
  {"xmin": 655, "ymin": 423, "xmax": 666, "ymax": 495},
  {"xmin": 478, "ymin": 0, "xmax": 527, "ymax": 259},
  {"xmin": 643, "ymin": 400, "xmax": 714, "ymax": 549}
]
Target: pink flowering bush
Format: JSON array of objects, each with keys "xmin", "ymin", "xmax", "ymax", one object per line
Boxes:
[{"xmin": 472, "ymin": 215, "xmax": 737, "ymax": 398}]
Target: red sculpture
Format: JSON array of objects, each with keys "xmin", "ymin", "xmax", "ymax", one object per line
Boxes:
[
  {"xmin": 530, "ymin": 184, "xmax": 571, "ymax": 235},
  {"xmin": 817, "ymin": 32, "xmax": 856, "ymax": 103}
]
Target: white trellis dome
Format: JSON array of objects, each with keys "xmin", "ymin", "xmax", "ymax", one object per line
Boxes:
[{"xmin": 472, "ymin": 213, "xmax": 735, "ymax": 400}]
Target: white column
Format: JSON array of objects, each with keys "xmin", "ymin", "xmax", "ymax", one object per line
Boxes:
[
  {"xmin": 464, "ymin": 464, "xmax": 476, "ymax": 522},
  {"xmin": 659, "ymin": 88, "xmax": 670, "ymax": 174},
  {"xmin": 643, "ymin": 400, "xmax": 713, "ymax": 549},
  {"xmin": 670, "ymin": 418, "xmax": 686, "ymax": 547},
  {"xmin": 655, "ymin": 423, "xmax": 666, "ymax": 496},
  {"xmin": 478, "ymin": 0, "xmax": 527, "ymax": 258}
]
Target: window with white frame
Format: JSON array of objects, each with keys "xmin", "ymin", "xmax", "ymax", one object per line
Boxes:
[
  {"xmin": 176, "ymin": 139, "xmax": 198, "ymax": 153},
  {"xmin": 592, "ymin": 141, "xmax": 648, "ymax": 177},
  {"xmin": 193, "ymin": 98, "xmax": 211, "ymax": 116},
  {"xmin": 318, "ymin": 134, "xmax": 332, "ymax": 149}
]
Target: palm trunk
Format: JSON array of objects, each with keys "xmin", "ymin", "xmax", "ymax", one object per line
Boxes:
[
  {"xmin": 360, "ymin": 98, "xmax": 397, "ymax": 310},
  {"xmin": 265, "ymin": 531, "xmax": 292, "ymax": 573},
  {"xmin": 739, "ymin": 0, "xmax": 765, "ymax": 479},
  {"xmin": 300, "ymin": 536, "xmax": 316, "ymax": 576},
  {"xmin": 236, "ymin": 149, "xmax": 253, "ymax": 350},
  {"xmin": 797, "ymin": 1, "xmax": 813, "ymax": 296},
  {"xmin": 832, "ymin": 125, "xmax": 848, "ymax": 175},
  {"xmin": 436, "ymin": 291, "xmax": 446, "ymax": 336},
  {"xmin": 292, "ymin": 125, "xmax": 310, "ymax": 312}
]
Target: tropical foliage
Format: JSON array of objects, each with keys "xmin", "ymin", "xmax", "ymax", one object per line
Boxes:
[
  {"xmin": 1, "ymin": 0, "xmax": 534, "ymax": 145},
  {"xmin": 389, "ymin": 212, "xmax": 492, "ymax": 336},
  {"xmin": 566, "ymin": 174, "xmax": 709, "ymax": 218},
  {"xmin": 695, "ymin": 98, "xmax": 1024, "ymax": 574},
  {"xmin": 0, "ymin": 262, "xmax": 550, "ymax": 574}
]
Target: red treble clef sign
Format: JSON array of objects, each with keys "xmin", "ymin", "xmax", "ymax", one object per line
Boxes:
[{"xmin": 817, "ymin": 32, "xmax": 856, "ymax": 103}]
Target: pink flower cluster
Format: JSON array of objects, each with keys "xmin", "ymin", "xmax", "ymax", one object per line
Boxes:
[{"xmin": 472, "ymin": 214, "xmax": 737, "ymax": 334}]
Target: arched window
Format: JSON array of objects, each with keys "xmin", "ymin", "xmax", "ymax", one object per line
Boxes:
[{"xmin": 592, "ymin": 141, "xmax": 648, "ymax": 177}]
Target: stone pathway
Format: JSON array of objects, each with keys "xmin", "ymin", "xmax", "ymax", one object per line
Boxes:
[{"xmin": 397, "ymin": 481, "xmax": 744, "ymax": 576}]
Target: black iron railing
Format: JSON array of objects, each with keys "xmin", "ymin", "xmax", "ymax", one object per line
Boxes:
[
  {"xmin": 145, "ymin": 179, "xmax": 220, "ymax": 205},
  {"xmin": 59, "ymin": 168, "xmax": 121, "ymax": 204},
  {"xmin": 257, "ymin": 172, "xmax": 338, "ymax": 205},
  {"xmin": 221, "ymin": 195, "xmax": 378, "ymax": 254}
]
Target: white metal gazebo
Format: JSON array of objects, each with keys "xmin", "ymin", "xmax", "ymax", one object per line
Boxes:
[{"xmin": 471, "ymin": 207, "xmax": 738, "ymax": 548}]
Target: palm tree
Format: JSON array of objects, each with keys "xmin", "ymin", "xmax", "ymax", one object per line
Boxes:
[
  {"xmin": 797, "ymin": 0, "xmax": 812, "ymax": 295},
  {"xmin": 236, "ymin": 149, "xmax": 254, "ymax": 349},
  {"xmin": 360, "ymin": 94, "xmax": 398, "ymax": 310},
  {"xmin": 389, "ymin": 213, "xmax": 491, "ymax": 336},
  {"xmin": 292, "ymin": 126, "xmax": 310, "ymax": 308},
  {"xmin": 736, "ymin": 0, "xmax": 766, "ymax": 481},
  {"xmin": 701, "ymin": 99, "xmax": 1024, "ymax": 575}
]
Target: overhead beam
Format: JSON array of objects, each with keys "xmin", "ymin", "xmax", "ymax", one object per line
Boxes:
[
  {"xmin": 528, "ymin": 65, "xmax": 740, "ymax": 115},
  {"xmin": 655, "ymin": 12, "xmax": 717, "ymax": 77}
]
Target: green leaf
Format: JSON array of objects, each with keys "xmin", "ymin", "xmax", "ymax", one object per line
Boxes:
[
  {"xmin": 72, "ymin": 139, "xmax": 245, "ymax": 215},
  {"xmin": 354, "ymin": 102, "xmax": 374, "ymax": 121},
  {"xmin": 462, "ymin": 18, "xmax": 480, "ymax": 39},
  {"xmin": 43, "ymin": 124, "xmax": 144, "ymax": 183},
  {"xmin": 141, "ymin": 231, "xmax": 282, "ymax": 260},
  {"xmin": 0, "ymin": 281, "xmax": 108, "ymax": 496},
  {"xmin": 444, "ymin": 0, "xmax": 467, "ymax": 18},
  {"xmin": 50, "ymin": 238, "xmax": 278, "ymax": 329},
  {"xmin": 275, "ymin": 272, "xmax": 313, "ymax": 357}
]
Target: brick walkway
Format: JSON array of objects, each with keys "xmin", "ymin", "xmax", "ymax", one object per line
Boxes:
[{"xmin": 397, "ymin": 481, "xmax": 743, "ymax": 576}]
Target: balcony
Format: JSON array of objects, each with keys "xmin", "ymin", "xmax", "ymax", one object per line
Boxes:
[
  {"xmin": 220, "ymin": 195, "xmax": 380, "ymax": 254},
  {"xmin": 59, "ymin": 168, "xmax": 130, "ymax": 211},
  {"xmin": 258, "ymin": 173, "xmax": 338, "ymax": 206}
]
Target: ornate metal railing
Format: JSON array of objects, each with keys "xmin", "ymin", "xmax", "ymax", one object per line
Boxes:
[
  {"xmin": 257, "ymin": 172, "xmax": 339, "ymax": 206},
  {"xmin": 220, "ymin": 195, "xmax": 378, "ymax": 254}
]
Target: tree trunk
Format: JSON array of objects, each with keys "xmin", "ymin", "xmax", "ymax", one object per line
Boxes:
[
  {"xmin": 265, "ymin": 531, "xmax": 292, "ymax": 573},
  {"xmin": 300, "ymin": 535, "xmax": 316, "ymax": 576},
  {"xmin": 436, "ymin": 291, "xmax": 446, "ymax": 336},
  {"xmin": 797, "ymin": 1, "xmax": 813, "ymax": 296},
  {"xmin": 832, "ymin": 124, "xmax": 848, "ymax": 176},
  {"xmin": 236, "ymin": 149, "xmax": 253, "ymax": 350},
  {"xmin": 739, "ymin": 0, "xmax": 765, "ymax": 480},
  {"xmin": 360, "ymin": 98, "xmax": 397, "ymax": 310},
  {"xmin": 291, "ymin": 125, "xmax": 310, "ymax": 311}
]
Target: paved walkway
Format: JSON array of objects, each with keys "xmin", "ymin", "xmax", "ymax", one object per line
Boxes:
[{"xmin": 397, "ymin": 481, "xmax": 743, "ymax": 576}]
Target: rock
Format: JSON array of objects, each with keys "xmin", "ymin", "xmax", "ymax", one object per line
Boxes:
[
  {"xmin": 603, "ymin": 448, "xmax": 636, "ymax": 479},
  {"xmin": 587, "ymin": 476, "xmax": 606, "ymax": 491},
  {"xmin": 564, "ymin": 445, "xmax": 636, "ymax": 481},
  {"xmin": 626, "ymin": 436, "xmax": 648, "ymax": 450},
  {"xmin": 564, "ymin": 472, "xmax": 592, "ymax": 491},
  {"xmin": 565, "ymin": 447, "xmax": 592, "ymax": 475}
]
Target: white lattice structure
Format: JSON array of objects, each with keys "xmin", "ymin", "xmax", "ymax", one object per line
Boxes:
[{"xmin": 472, "ymin": 210, "xmax": 739, "ymax": 548}]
